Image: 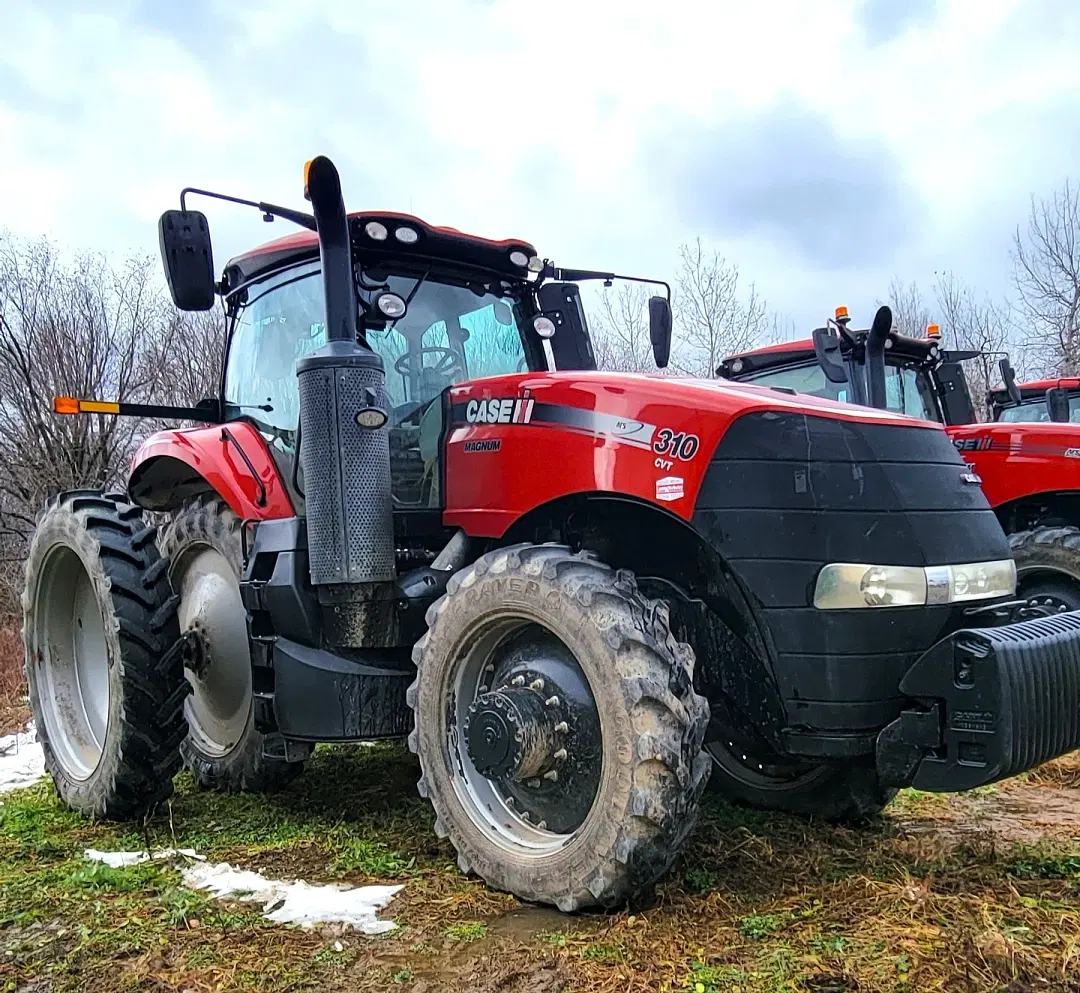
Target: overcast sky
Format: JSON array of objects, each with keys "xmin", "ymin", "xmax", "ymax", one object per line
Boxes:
[{"xmin": 2, "ymin": 0, "xmax": 1078, "ymax": 336}]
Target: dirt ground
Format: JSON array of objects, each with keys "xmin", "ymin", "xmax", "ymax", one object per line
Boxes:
[{"xmin": 1, "ymin": 743, "xmax": 1078, "ymax": 993}]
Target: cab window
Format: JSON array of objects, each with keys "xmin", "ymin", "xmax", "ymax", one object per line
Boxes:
[
  {"xmin": 738, "ymin": 361, "xmax": 940, "ymax": 421},
  {"xmin": 998, "ymin": 396, "xmax": 1080, "ymax": 422},
  {"xmin": 223, "ymin": 261, "xmax": 530, "ymax": 508}
]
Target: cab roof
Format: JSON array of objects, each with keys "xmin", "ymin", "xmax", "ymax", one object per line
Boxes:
[
  {"xmin": 223, "ymin": 211, "xmax": 538, "ymax": 286},
  {"xmin": 989, "ymin": 378, "xmax": 1080, "ymax": 403},
  {"xmin": 716, "ymin": 332, "xmax": 942, "ymax": 379}
]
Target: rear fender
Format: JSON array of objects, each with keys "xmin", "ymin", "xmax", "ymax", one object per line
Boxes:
[{"xmin": 128, "ymin": 421, "xmax": 294, "ymax": 520}]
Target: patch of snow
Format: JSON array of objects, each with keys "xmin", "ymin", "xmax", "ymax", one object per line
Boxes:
[
  {"xmin": 84, "ymin": 849, "xmax": 402, "ymax": 934},
  {"xmin": 84, "ymin": 848, "xmax": 204, "ymax": 868},
  {"xmin": 0, "ymin": 723, "xmax": 46, "ymax": 795}
]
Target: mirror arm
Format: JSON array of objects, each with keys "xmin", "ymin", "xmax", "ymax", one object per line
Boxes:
[
  {"xmin": 542, "ymin": 264, "xmax": 672, "ymax": 302},
  {"xmin": 179, "ymin": 187, "xmax": 317, "ymax": 231}
]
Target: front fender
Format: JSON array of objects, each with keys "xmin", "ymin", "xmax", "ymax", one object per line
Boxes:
[{"xmin": 128, "ymin": 422, "xmax": 294, "ymax": 520}]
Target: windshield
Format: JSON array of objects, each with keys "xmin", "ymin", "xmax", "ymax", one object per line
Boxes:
[
  {"xmin": 738, "ymin": 360, "xmax": 941, "ymax": 421},
  {"xmin": 998, "ymin": 395, "xmax": 1080, "ymax": 422},
  {"xmin": 223, "ymin": 260, "xmax": 530, "ymax": 442}
]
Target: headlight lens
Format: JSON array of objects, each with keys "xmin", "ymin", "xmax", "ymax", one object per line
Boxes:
[{"xmin": 814, "ymin": 559, "xmax": 1016, "ymax": 609}]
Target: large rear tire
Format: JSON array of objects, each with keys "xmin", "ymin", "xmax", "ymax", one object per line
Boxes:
[
  {"xmin": 1009, "ymin": 526, "xmax": 1080, "ymax": 612},
  {"xmin": 22, "ymin": 490, "xmax": 189, "ymax": 819},
  {"xmin": 160, "ymin": 497, "xmax": 303, "ymax": 794},
  {"xmin": 407, "ymin": 544, "xmax": 711, "ymax": 912}
]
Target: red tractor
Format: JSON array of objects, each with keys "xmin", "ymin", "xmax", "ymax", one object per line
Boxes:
[
  {"xmin": 23, "ymin": 158, "xmax": 1080, "ymax": 912},
  {"xmin": 719, "ymin": 308, "xmax": 1080, "ymax": 613}
]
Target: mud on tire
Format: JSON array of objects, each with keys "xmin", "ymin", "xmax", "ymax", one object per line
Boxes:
[
  {"xmin": 22, "ymin": 490, "xmax": 189, "ymax": 819},
  {"xmin": 407, "ymin": 543, "xmax": 711, "ymax": 912},
  {"xmin": 161, "ymin": 497, "xmax": 303, "ymax": 794}
]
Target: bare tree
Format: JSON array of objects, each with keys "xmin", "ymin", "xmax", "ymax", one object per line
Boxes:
[
  {"xmin": 673, "ymin": 239, "xmax": 770, "ymax": 377},
  {"xmin": 1012, "ymin": 180, "xmax": 1080, "ymax": 374},
  {"xmin": 934, "ymin": 272, "xmax": 1015, "ymax": 420},
  {"xmin": 589, "ymin": 283, "xmax": 658, "ymax": 373},
  {"xmin": 882, "ymin": 277, "xmax": 934, "ymax": 338},
  {"xmin": 0, "ymin": 233, "xmax": 223, "ymax": 614}
]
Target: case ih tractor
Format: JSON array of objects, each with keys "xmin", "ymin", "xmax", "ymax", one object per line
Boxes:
[
  {"xmin": 719, "ymin": 308, "xmax": 1080, "ymax": 613},
  {"xmin": 23, "ymin": 157, "xmax": 1080, "ymax": 912}
]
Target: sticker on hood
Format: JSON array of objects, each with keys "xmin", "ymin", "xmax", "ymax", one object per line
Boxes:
[{"xmin": 655, "ymin": 476, "xmax": 685, "ymax": 502}]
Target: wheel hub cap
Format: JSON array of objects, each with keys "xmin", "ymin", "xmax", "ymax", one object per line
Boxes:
[{"xmin": 464, "ymin": 686, "xmax": 562, "ymax": 782}]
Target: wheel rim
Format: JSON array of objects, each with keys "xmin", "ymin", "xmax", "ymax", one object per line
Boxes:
[
  {"xmin": 33, "ymin": 545, "xmax": 110, "ymax": 781},
  {"xmin": 706, "ymin": 737, "xmax": 830, "ymax": 791},
  {"xmin": 171, "ymin": 544, "xmax": 251, "ymax": 758},
  {"xmin": 446, "ymin": 620, "xmax": 603, "ymax": 857}
]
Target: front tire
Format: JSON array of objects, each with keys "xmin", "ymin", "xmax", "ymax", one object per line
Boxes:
[
  {"xmin": 1009, "ymin": 526, "xmax": 1080, "ymax": 612},
  {"xmin": 160, "ymin": 497, "xmax": 303, "ymax": 793},
  {"xmin": 22, "ymin": 490, "xmax": 189, "ymax": 819},
  {"xmin": 407, "ymin": 544, "xmax": 711, "ymax": 912},
  {"xmin": 706, "ymin": 738, "xmax": 894, "ymax": 822}
]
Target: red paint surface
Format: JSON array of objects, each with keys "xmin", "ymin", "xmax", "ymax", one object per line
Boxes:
[
  {"xmin": 442, "ymin": 371, "xmax": 936, "ymax": 538},
  {"xmin": 130, "ymin": 421, "xmax": 294, "ymax": 520}
]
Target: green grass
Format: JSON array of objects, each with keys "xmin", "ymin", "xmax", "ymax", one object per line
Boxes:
[{"xmin": 2, "ymin": 744, "xmax": 1080, "ymax": 992}]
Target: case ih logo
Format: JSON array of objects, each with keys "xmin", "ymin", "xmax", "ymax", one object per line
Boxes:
[{"xmin": 465, "ymin": 389, "xmax": 535, "ymax": 425}]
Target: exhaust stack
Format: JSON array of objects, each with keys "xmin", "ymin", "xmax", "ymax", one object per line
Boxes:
[{"xmin": 296, "ymin": 156, "xmax": 397, "ymax": 648}]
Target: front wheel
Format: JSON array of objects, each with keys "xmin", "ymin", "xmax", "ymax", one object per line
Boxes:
[
  {"xmin": 1009, "ymin": 526, "xmax": 1080, "ymax": 613},
  {"xmin": 407, "ymin": 544, "xmax": 711, "ymax": 912},
  {"xmin": 706, "ymin": 737, "xmax": 894, "ymax": 822}
]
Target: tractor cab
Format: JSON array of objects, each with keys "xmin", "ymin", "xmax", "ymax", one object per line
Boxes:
[
  {"xmin": 716, "ymin": 306, "xmax": 979, "ymax": 427},
  {"xmin": 989, "ymin": 374, "xmax": 1080, "ymax": 423},
  {"xmin": 147, "ymin": 188, "xmax": 673, "ymax": 517}
]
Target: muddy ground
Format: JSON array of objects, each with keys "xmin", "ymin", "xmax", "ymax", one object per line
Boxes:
[{"xmin": 1, "ymin": 744, "xmax": 1078, "ymax": 993}]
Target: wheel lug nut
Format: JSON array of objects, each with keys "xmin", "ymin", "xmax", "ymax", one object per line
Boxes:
[
  {"xmin": 520, "ymin": 810, "xmax": 531, "ymax": 822},
  {"xmin": 554, "ymin": 721, "xmax": 568, "ymax": 733},
  {"xmin": 512, "ymin": 676, "xmax": 526, "ymax": 687},
  {"xmin": 529, "ymin": 678, "xmax": 545, "ymax": 691},
  {"xmin": 553, "ymin": 748, "xmax": 567, "ymax": 761},
  {"xmin": 543, "ymin": 770, "xmax": 558, "ymax": 782},
  {"xmin": 527, "ymin": 778, "xmax": 541, "ymax": 788},
  {"xmin": 545, "ymin": 696, "xmax": 559, "ymax": 707},
  {"xmin": 537, "ymin": 820, "xmax": 548, "ymax": 830}
]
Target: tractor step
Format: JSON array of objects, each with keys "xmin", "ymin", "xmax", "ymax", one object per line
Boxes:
[
  {"xmin": 877, "ymin": 610, "xmax": 1080, "ymax": 791},
  {"xmin": 270, "ymin": 638, "xmax": 414, "ymax": 742}
]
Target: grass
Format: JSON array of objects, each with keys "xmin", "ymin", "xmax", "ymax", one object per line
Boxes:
[{"xmin": 1, "ymin": 743, "xmax": 1079, "ymax": 992}]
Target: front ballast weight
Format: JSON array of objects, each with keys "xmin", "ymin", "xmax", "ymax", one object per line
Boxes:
[{"xmin": 296, "ymin": 340, "xmax": 398, "ymax": 649}]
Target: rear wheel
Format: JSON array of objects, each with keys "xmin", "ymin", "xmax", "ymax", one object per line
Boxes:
[
  {"xmin": 407, "ymin": 544, "xmax": 711, "ymax": 911},
  {"xmin": 706, "ymin": 737, "xmax": 894, "ymax": 822},
  {"xmin": 1009, "ymin": 526, "xmax": 1080, "ymax": 613},
  {"xmin": 22, "ymin": 490, "xmax": 189, "ymax": 819},
  {"xmin": 161, "ymin": 497, "xmax": 303, "ymax": 793}
]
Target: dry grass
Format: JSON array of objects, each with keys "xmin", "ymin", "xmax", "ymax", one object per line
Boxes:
[
  {"xmin": 1, "ymin": 744, "xmax": 1079, "ymax": 993},
  {"xmin": 0, "ymin": 619, "xmax": 28, "ymax": 736}
]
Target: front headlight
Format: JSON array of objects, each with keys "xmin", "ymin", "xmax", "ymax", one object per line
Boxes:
[{"xmin": 813, "ymin": 559, "xmax": 1016, "ymax": 609}]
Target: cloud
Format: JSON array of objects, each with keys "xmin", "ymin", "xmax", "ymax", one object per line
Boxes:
[
  {"xmin": 856, "ymin": 0, "xmax": 940, "ymax": 46},
  {"xmin": 657, "ymin": 100, "xmax": 924, "ymax": 270},
  {"xmin": 0, "ymin": 0, "xmax": 1078, "ymax": 340}
]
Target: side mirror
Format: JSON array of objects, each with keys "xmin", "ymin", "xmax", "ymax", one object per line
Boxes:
[
  {"xmin": 158, "ymin": 210, "xmax": 216, "ymax": 311},
  {"xmin": 1046, "ymin": 386, "xmax": 1071, "ymax": 422},
  {"xmin": 648, "ymin": 296, "xmax": 672, "ymax": 369},
  {"xmin": 536, "ymin": 282, "xmax": 597, "ymax": 371},
  {"xmin": 812, "ymin": 326, "xmax": 848, "ymax": 384},
  {"xmin": 999, "ymin": 357, "xmax": 1021, "ymax": 405}
]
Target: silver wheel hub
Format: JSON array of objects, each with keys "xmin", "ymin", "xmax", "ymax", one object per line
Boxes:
[
  {"xmin": 33, "ymin": 546, "xmax": 110, "ymax": 781},
  {"xmin": 172, "ymin": 546, "xmax": 251, "ymax": 758}
]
